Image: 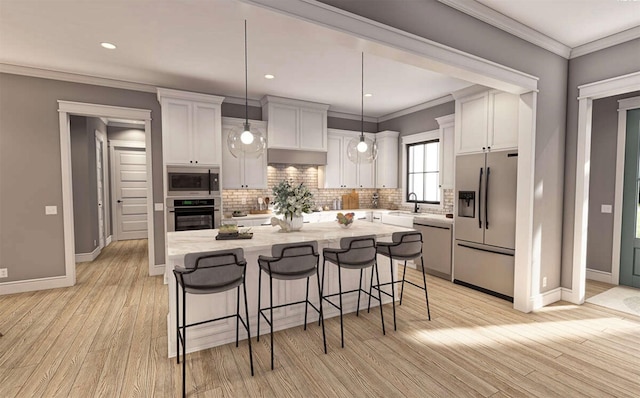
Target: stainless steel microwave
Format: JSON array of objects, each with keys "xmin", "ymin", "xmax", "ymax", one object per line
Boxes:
[{"xmin": 166, "ymin": 166, "xmax": 220, "ymax": 197}]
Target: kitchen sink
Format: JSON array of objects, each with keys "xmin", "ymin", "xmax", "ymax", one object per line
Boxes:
[{"xmin": 381, "ymin": 212, "xmax": 416, "ymax": 227}]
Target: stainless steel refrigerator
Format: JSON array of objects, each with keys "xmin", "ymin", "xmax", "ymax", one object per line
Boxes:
[{"xmin": 454, "ymin": 150, "xmax": 517, "ymax": 301}]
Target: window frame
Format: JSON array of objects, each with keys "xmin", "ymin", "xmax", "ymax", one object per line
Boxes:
[{"xmin": 401, "ymin": 129, "xmax": 442, "ymax": 209}]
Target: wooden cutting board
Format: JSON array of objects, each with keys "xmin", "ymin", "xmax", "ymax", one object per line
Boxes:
[{"xmin": 342, "ymin": 189, "xmax": 359, "ymax": 210}]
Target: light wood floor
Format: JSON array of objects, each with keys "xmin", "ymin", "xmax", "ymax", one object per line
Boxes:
[{"xmin": 1, "ymin": 240, "xmax": 639, "ymax": 397}]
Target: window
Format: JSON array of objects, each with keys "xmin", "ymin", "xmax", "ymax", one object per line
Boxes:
[{"xmin": 406, "ymin": 139, "xmax": 440, "ymax": 204}]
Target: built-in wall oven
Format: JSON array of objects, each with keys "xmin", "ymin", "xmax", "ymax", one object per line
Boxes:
[
  {"xmin": 166, "ymin": 197, "xmax": 221, "ymax": 232},
  {"xmin": 167, "ymin": 166, "xmax": 220, "ymax": 197}
]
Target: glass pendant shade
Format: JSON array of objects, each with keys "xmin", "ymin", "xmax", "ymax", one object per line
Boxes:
[
  {"xmin": 347, "ymin": 135, "xmax": 377, "ymax": 164},
  {"xmin": 227, "ymin": 123, "xmax": 266, "ymax": 159}
]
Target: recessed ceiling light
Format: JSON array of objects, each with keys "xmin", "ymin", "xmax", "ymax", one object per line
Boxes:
[
  {"xmin": 100, "ymin": 42, "xmax": 117, "ymax": 50},
  {"xmin": 264, "ymin": 74, "xmax": 275, "ymax": 79},
  {"xmin": 364, "ymin": 93, "xmax": 373, "ymax": 97}
]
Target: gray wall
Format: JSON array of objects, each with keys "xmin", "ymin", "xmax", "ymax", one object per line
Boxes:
[
  {"xmin": 322, "ymin": 0, "xmax": 568, "ymax": 292},
  {"xmin": 586, "ymin": 91, "xmax": 640, "ymax": 272},
  {"xmin": 562, "ymin": 38, "xmax": 640, "ymax": 287},
  {"xmin": 327, "ymin": 116, "xmax": 377, "ymax": 132},
  {"xmin": 107, "ymin": 125, "xmax": 145, "ymax": 142},
  {"xmin": 379, "ymin": 102, "xmax": 454, "ymax": 135},
  {"xmin": 0, "ymin": 73, "xmax": 165, "ymax": 283},
  {"xmin": 221, "ymin": 102, "xmax": 262, "ymax": 120}
]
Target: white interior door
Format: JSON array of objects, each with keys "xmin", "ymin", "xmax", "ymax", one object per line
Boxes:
[
  {"xmin": 114, "ymin": 147, "xmax": 148, "ymax": 240},
  {"xmin": 95, "ymin": 132, "xmax": 106, "ymax": 249}
]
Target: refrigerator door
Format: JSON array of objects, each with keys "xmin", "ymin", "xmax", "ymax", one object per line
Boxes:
[
  {"xmin": 484, "ymin": 150, "xmax": 518, "ymax": 250},
  {"xmin": 454, "ymin": 153, "xmax": 486, "ymax": 244}
]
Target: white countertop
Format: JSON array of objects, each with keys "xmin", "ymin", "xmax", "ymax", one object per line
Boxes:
[
  {"xmin": 224, "ymin": 208, "xmax": 389, "ymax": 221},
  {"xmin": 167, "ymin": 221, "xmax": 414, "ymax": 260}
]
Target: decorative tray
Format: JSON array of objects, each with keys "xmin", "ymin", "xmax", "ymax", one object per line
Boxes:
[{"xmin": 215, "ymin": 232, "xmax": 253, "ymax": 240}]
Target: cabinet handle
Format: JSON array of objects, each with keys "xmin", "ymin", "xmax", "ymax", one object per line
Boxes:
[{"xmin": 373, "ymin": 217, "xmax": 381, "ymax": 220}]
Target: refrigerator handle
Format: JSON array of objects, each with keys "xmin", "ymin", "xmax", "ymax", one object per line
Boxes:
[
  {"xmin": 485, "ymin": 167, "xmax": 490, "ymax": 229},
  {"xmin": 478, "ymin": 168, "xmax": 483, "ymax": 229}
]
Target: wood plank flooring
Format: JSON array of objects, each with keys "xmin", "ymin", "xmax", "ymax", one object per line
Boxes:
[{"xmin": 1, "ymin": 239, "xmax": 639, "ymax": 397}]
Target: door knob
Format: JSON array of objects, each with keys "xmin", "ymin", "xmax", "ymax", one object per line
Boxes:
[{"xmin": 117, "ymin": 199, "xmax": 123, "ymax": 203}]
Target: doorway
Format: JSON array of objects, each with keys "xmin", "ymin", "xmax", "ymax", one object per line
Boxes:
[{"xmin": 110, "ymin": 142, "xmax": 148, "ymax": 241}]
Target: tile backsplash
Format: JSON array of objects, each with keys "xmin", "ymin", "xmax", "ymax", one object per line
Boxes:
[{"xmin": 222, "ymin": 164, "xmax": 453, "ymax": 216}]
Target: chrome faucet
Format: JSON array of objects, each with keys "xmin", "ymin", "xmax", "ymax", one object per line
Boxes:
[{"xmin": 408, "ymin": 192, "xmax": 419, "ymax": 213}]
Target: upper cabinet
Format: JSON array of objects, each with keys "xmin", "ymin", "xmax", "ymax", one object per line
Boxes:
[
  {"xmin": 454, "ymin": 87, "xmax": 518, "ymax": 155},
  {"xmin": 158, "ymin": 88, "xmax": 225, "ymax": 166},
  {"xmin": 261, "ymin": 96, "xmax": 329, "ymax": 152},
  {"xmin": 375, "ymin": 130, "xmax": 399, "ymax": 189},
  {"xmin": 435, "ymin": 115, "xmax": 455, "ymax": 190},
  {"xmin": 221, "ymin": 117, "xmax": 268, "ymax": 190},
  {"xmin": 319, "ymin": 129, "xmax": 375, "ymax": 189}
]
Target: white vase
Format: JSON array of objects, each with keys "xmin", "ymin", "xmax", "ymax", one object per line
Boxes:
[{"xmin": 284, "ymin": 215, "xmax": 304, "ymax": 232}]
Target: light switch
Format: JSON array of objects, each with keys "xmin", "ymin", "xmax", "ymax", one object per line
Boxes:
[
  {"xmin": 601, "ymin": 204, "xmax": 612, "ymax": 214},
  {"xmin": 45, "ymin": 206, "xmax": 57, "ymax": 215},
  {"xmin": 154, "ymin": 203, "xmax": 164, "ymax": 211}
]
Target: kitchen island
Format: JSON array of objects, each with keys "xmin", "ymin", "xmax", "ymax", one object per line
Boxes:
[{"xmin": 165, "ymin": 221, "xmax": 414, "ymax": 357}]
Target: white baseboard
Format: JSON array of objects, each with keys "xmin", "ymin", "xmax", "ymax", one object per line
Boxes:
[
  {"xmin": 530, "ymin": 287, "xmax": 562, "ymax": 310},
  {"xmin": 0, "ymin": 275, "xmax": 73, "ymax": 295},
  {"xmin": 106, "ymin": 235, "xmax": 112, "ymax": 246},
  {"xmin": 75, "ymin": 246, "xmax": 101, "ymax": 263},
  {"xmin": 150, "ymin": 264, "xmax": 165, "ymax": 277},
  {"xmin": 560, "ymin": 287, "xmax": 583, "ymax": 304},
  {"xmin": 586, "ymin": 268, "xmax": 613, "ymax": 284}
]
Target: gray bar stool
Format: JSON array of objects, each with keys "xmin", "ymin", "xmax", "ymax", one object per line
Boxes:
[
  {"xmin": 257, "ymin": 241, "xmax": 326, "ymax": 370},
  {"xmin": 372, "ymin": 231, "xmax": 431, "ymax": 330},
  {"xmin": 322, "ymin": 235, "xmax": 385, "ymax": 348},
  {"xmin": 173, "ymin": 248, "xmax": 254, "ymax": 398}
]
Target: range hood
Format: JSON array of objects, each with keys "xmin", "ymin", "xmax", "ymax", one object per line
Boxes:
[{"xmin": 267, "ymin": 148, "xmax": 327, "ymax": 165}]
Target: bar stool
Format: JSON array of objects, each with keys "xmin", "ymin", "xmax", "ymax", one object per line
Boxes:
[
  {"xmin": 372, "ymin": 231, "xmax": 431, "ymax": 330},
  {"xmin": 173, "ymin": 248, "xmax": 254, "ymax": 398},
  {"xmin": 257, "ymin": 241, "xmax": 326, "ymax": 370},
  {"xmin": 322, "ymin": 235, "xmax": 385, "ymax": 348}
]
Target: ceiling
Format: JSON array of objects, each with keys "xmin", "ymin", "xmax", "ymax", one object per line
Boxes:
[{"xmin": 1, "ymin": 1, "xmax": 638, "ymax": 119}]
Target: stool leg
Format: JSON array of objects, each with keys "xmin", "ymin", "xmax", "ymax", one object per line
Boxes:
[
  {"xmin": 304, "ymin": 277, "xmax": 310, "ymax": 330},
  {"xmin": 319, "ymin": 259, "xmax": 326, "ymax": 327},
  {"xmin": 257, "ymin": 269, "xmax": 262, "ymax": 341},
  {"xmin": 182, "ymin": 287, "xmax": 186, "ymax": 398},
  {"xmin": 389, "ymin": 256, "xmax": 397, "ymax": 331},
  {"xmin": 337, "ymin": 264, "xmax": 345, "ymax": 348},
  {"xmin": 175, "ymin": 278, "xmax": 180, "ymax": 365},
  {"xmin": 420, "ymin": 256, "xmax": 431, "ymax": 320},
  {"xmin": 242, "ymin": 281, "xmax": 255, "ymax": 376},
  {"xmin": 356, "ymin": 269, "xmax": 363, "ymax": 316},
  {"xmin": 269, "ymin": 274, "xmax": 275, "ymax": 370},
  {"xmin": 399, "ymin": 260, "xmax": 408, "ymax": 306},
  {"xmin": 235, "ymin": 286, "xmax": 240, "ymax": 347},
  {"xmin": 367, "ymin": 266, "xmax": 374, "ymax": 313},
  {"xmin": 374, "ymin": 262, "xmax": 386, "ymax": 336},
  {"xmin": 316, "ymin": 269, "xmax": 327, "ymax": 354}
]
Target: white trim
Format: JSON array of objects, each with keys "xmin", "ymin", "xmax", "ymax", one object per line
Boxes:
[
  {"xmin": 618, "ymin": 96, "xmax": 640, "ymax": 111},
  {"xmin": 572, "ymin": 73, "xmax": 640, "ymax": 306},
  {"xmin": 530, "ymin": 287, "xmax": 563, "ymax": 309},
  {"xmin": 451, "ymin": 85, "xmax": 492, "ymax": 100},
  {"xmin": 0, "ymin": 276, "xmax": 72, "ymax": 295},
  {"xmin": 0, "ymin": 63, "xmax": 157, "ymax": 93},
  {"xmin": 560, "ymin": 287, "xmax": 577, "ymax": 303},
  {"xmin": 242, "ymin": 0, "xmax": 538, "ymax": 94},
  {"xmin": 513, "ymin": 91, "xmax": 538, "ymax": 312},
  {"xmin": 109, "ymin": 139, "xmax": 146, "ymax": 149},
  {"xmin": 222, "ymin": 95, "xmax": 262, "ymax": 108},
  {"xmin": 107, "ymin": 121, "xmax": 145, "ymax": 129},
  {"xmin": 378, "ymin": 95, "xmax": 454, "ymax": 122},
  {"xmin": 157, "ymin": 87, "xmax": 225, "ymax": 105},
  {"xmin": 571, "ymin": 26, "xmax": 640, "ymax": 59},
  {"xmin": 586, "ymin": 269, "xmax": 613, "ymax": 284},
  {"xmin": 106, "ymin": 235, "xmax": 113, "ymax": 246},
  {"xmin": 400, "ymin": 129, "xmax": 443, "ymax": 209},
  {"xmin": 578, "ymin": 71, "xmax": 640, "ymax": 100},
  {"xmin": 400, "ymin": 129, "xmax": 440, "ymax": 145},
  {"xmin": 58, "ymin": 101, "xmax": 157, "ymax": 288},
  {"xmin": 260, "ymin": 95, "xmax": 330, "ymax": 110},
  {"xmin": 150, "ymin": 264, "xmax": 165, "ymax": 277},
  {"xmin": 95, "ymin": 129, "xmax": 108, "ymax": 250},
  {"xmin": 327, "ymin": 110, "xmax": 377, "ymax": 123},
  {"xmin": 75, "ymin": 246, "xmax": 101, "ymax": 263},
  {"xmin": 435, "ymin": 114, "xmax": 455, "ymax": 126},
  {"xmin": 437, "ymin": 0, "xmax": 570, "ymax": 58}
]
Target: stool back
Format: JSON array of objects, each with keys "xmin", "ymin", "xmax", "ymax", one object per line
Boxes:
[
  {"xmin": 388, "ymin": 231, "xmax": 423, "ymax": 260},
  {"xmin": 180, "ymin": 248, "xmax": 246, "ymax": 293},
  {"xmin": 266, "ymin": 241, "xmax": 319, "ymax": 278},
  {"xmin": 337, "ymin": 235, "xmax": 377, "ymax": 267}
]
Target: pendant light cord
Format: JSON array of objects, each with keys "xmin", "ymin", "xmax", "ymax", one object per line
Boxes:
[
  {"xmin": 361, "ymin": 52, "xmax": 364, "ymax": 139},
  {"xmin": 244, "ymin": 20, "xmax": 248, "ymax": 125}
]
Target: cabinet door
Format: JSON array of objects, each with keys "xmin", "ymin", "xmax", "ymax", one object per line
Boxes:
[
  {"xmin": 375, "ymin": 136, "xmax": 398, "ymax": 188},
  {"xmin": 440, "ymin": 123, "xmax": 455, "ymax": 189},
  {"xmin": 324, "ymin": 134, "xmax": 343, "ymax": 188},
  {"xmin": 268, "ymin": 104, "xmax": 299, "ymax": 149},
  {"xmin": 489, "ymin": 91, "xmax": 519, "ymax": 151},
  {"xmin": 221, "ymin": 124, "xmax": 243, "ymax": 189},
  {"xmin": 192, "ymin": 102, "xmax": 219, "ymax": 165},
  {"xmin": 342, "ymin": 139, "xmax": 358, "ymax": 188},
  {"xmin": 358, "ymin": 162, "xmax": 375, "ymax": 188},
  {"xmin": 243, "ymin": 152, "xmax": 267, "ymax": 189},
  {"xmin": 456, "ymin": 93, "xmax": 488, "ymax": 154},
  {"xmin": 299, "ymin": 108, "xmax": 326, "ymax": 151},
  {"xmin": 162, "ymin": 99, "xmax": 192, "ymax": 165}
]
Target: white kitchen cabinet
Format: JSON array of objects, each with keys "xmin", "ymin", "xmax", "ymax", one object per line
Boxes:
[
  {"xmin": 221, "ymin": 117, "xmax": 267, "ymax": 189},
  {"xmin": 261, "ymin": 95, "xmax": 329, "ymax": 151},
  {"xmin": 454, "ymin": 88, "xmax": 518, "ymax": 155},
  {"xmin": 435, "ymin": 115, "xmax": 455, "ymax": 189},
  {"xmin": 374, "ymin": 130, "xmax": 399, "ymax": 189},
  {"xmin": 319, "ymin": 129, "xmax": 375, "ymax": 189},
  {"xmin": 158, "ymin": 88, "xmax": 224, "ymax": 166}
]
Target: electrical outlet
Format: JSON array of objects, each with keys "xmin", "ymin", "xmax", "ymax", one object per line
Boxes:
[
  {"xmin": 94, "ymin": 240, "xmax": 97, "ymax": 246},
  {"xmin": 241, "ymin": 197, "xmax": 246, "ymax": 205},
  {"xmin": 542, "ymin": 276, "xmax": 547, "ymax": 288},
  {"xmin": 0, "ymin": 268, "xmax": 7, "ymax": 278}
]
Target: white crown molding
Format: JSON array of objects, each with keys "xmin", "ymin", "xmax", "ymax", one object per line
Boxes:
[
  {"xmin": 570, "ymin": 26, "xmax": 640, "ymax": 59},
  {"xmin": 0, "ymin": 62, "xmax": 157, "ymax": 93},
  {"xmin": 222, "ymin": 95, "xmax": 262, "ymax": 108},
  {"xmin": 157, "ymin": 88, "xmax": 225, "ymax": 105},
  {"xmin": 378, "ymin": 95, "xmax": 454, "ymax": 122},
  {"xmin": 437, "ymin": 0, "xmax": 571, "ymax": 59},
  {"xmin": 327, "ymin": 110, "xmax": 377, "ymax": 123}
]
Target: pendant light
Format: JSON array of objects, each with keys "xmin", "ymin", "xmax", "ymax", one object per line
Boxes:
[
  {"xmin": 347, "ymin": 52, "xmax": 377, "ymax": 164},
  {"xmin": 227, "ymin": 20, "xmax": 266, "ymax": 159}
]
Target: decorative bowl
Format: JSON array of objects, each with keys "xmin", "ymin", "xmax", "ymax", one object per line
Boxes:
[
  {"xmin": 336, "ymin": 212, "xmax": 355, "ymax": 228},
  {"xmin": 338, "ymin": 221, "xmax": 353, "ymax": 229}
]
